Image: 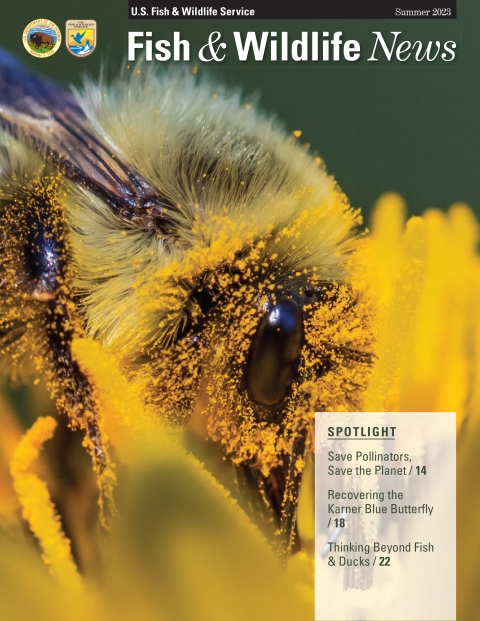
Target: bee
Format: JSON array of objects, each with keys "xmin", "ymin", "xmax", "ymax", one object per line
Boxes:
[{"xmin": 0, "ymin": 49, "xmax": 372, "ymax": 555}]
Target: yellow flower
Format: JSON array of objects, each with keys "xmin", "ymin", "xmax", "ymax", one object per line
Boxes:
[
  {"xmin": 356, "ymin": 195, "xmax": 479, "ymax": 621},
  {"xmin": 357, "ymin": 194, "xmax": 479, "ymax": 420},
  {"xmin": 0, "ymin": 193, "xmax": 478, "ymax": 620},
  {"xmin": 0, "ymin": 341, "xmax": 313, "ymax": 621}
]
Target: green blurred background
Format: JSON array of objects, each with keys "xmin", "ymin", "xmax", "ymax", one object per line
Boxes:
[{"xmin": 2, "ymin": 1, "xmax": 479, "ymax": 219}]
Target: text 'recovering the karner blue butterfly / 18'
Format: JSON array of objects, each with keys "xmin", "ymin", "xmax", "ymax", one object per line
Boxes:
[{"xmin": 315, "ymin": 412, "xmax": 456, "ymax": 621}]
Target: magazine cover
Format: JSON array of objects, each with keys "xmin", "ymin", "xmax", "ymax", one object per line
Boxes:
[{"xmin": 0, "ymin": 1, "xmax": 476, "ymax": 620}]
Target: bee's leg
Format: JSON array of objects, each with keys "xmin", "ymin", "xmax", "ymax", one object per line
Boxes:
[
  {"xmin": 44, "ymin": 297, "xmax": 105, "ymax": 467},
  {"xmin": 22, "ymin": 180, "xmax": 107, "ymax": 471},
  {"xmin": 280, "ymin": 425, "xmax": 308, "ymax": 556},
  {"xmin": 235, "ymin": 464, "xmax": 280, "ymax": 537}
]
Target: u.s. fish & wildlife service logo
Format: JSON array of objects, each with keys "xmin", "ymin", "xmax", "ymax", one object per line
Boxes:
[
  {"xmin": 66, "ymin": 20, "xmax": 96, "ymax": 57},
  {"xmin": 22, "ymin": 19, "xmax": 61, "ymax": 58}
]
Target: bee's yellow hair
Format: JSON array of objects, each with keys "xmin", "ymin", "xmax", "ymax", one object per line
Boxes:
[{"xmin": 65, "ymin": 67, "xmax": 360, "ymax": 358}]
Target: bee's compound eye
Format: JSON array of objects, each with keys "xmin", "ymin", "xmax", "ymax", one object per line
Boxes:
[{"xmin": 244, "ymin": 297, "xmax": 304, "ymax": 407}]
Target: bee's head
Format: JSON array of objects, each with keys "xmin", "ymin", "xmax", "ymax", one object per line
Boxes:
[
  {"xmin": 67, "ymin": 69, "xmax": 373, "ymax": 474},
  {"xmin": 110, "ymin": 205, "xmax": 374, "ymax": 477}
]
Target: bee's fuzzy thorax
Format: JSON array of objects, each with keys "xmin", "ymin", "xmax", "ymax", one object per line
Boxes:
[{"xmin": 68, "ymin": 67, "xmax": 361, "ymax": 356}]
